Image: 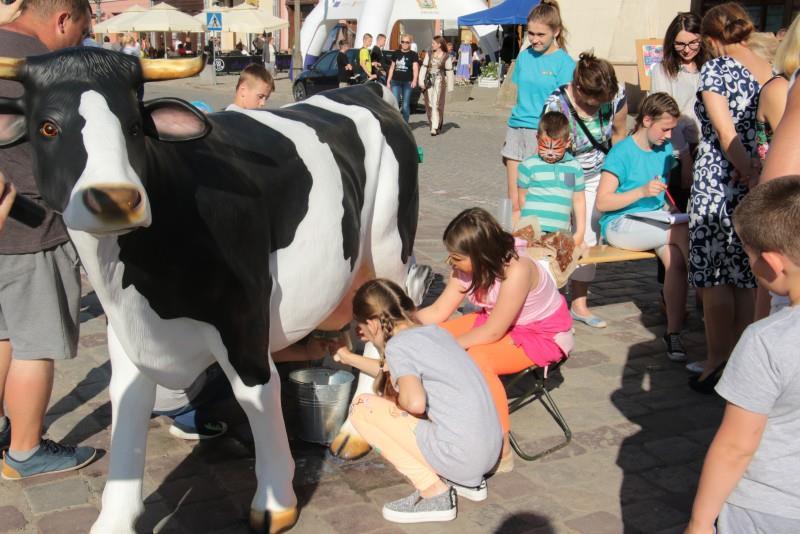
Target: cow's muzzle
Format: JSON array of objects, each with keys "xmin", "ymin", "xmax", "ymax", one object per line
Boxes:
[{"xmin": 83, "ymin": 186, "xmax": 144, "ymax": 221}]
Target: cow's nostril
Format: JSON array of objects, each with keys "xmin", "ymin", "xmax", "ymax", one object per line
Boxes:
[{"xmin": 83, "ymin": 187, "xmax": 143, "ymax": 218}]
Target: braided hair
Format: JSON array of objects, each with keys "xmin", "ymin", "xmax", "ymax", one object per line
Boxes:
[{"xmin": 352, "ymin": 279, "xmax": 418, "ymax": 398}]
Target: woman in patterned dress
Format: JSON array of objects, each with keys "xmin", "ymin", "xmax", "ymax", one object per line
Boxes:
[{"xmin": 688, "ymin": 3, "xmax": 774, "ymax": 392}]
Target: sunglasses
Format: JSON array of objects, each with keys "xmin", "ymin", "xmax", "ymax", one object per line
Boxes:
[
  {"xmin": 401, "ymin": 41, "xmax": 411, "ymax": 44},
  {"xmin": 674, "ymin": 40, "xmax": 701, "ymax": 51}
]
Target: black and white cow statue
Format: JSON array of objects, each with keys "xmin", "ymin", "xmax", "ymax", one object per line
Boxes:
[{"xmin": 0, "ymin": 49, "xmax": 421, "ymax": 533}]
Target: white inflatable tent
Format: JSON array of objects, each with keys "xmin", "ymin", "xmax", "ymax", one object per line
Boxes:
[{"xmin": 300, "ymin": 0, "xmax": 500, "ymax": 68}]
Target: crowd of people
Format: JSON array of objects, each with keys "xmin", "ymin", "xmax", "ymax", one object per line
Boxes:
[{"xmin": 1, "ymin": 0, "xmax": 800, "ymax": 531}]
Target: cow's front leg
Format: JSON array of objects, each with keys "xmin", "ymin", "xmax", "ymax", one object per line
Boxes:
[
  {"xmin": 329, "ymin": 341, "xmax": 379, "ymax": 460},
  {"xmin": 91, "ymin": 325, "xmax": 156, "ymax": 534},
  {"xmin": 214, "ymin": 354, "xmax": 298, "ymax": 533}
]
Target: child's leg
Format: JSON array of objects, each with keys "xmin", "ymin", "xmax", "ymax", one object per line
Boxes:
[
  {"xmin": 659, "ymin": 223, "xmax": 689, "ymax": 334},
  {"xmin": 440, "ymin": 313, "xmax": 479, "ymax": 338},
  {"xmin": 349, "ymin": 394, "xmax": 446, "ymax": 496},
  {"xmin": 467, "ymin": 339, "xmax": 532, "ymax": 435}
]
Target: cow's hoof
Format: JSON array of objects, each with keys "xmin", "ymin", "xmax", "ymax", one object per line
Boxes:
[
  {"xmin": 328, "ymin": 431, "xmax": 371, "ymax": 460},
  {"xmin": 248, "ymin": 507, "xmax": 298, "ymax": 533}
]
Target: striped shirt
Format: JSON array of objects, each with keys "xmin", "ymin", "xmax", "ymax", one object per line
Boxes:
[{"xmin": 517, "ymin": 153, "xmax": 585, "ymax": 232}]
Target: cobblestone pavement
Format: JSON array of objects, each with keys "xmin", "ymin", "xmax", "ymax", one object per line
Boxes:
[{"xmin": 0, "ymin": 74, "xmax": 721, "ymax": 534}]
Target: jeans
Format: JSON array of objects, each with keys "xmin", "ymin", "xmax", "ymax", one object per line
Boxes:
[{"xmin": 391, "ymin": 80, "xmax": 413, "ymax": 122}]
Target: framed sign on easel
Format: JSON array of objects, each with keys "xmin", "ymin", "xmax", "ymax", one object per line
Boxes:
[{"xmin": 635, "ymin": 38, "xmax": 664, "ymax": 92}]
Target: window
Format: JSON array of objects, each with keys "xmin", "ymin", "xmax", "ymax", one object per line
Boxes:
[
  {"xmin": 691, "ymin": 0, "xmax": 799, "ymax": 31},
  {"xmin": 315, "ymin": 52, "xmax": 337, "ymax": 73}
]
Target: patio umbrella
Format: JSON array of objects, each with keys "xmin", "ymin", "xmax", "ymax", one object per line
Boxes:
[
  {"xmin": 93, "ymin": 4, "xmax": 147, "ymax": 34},
  {"xmin": 123, "ymin": 2, "xmax": 204, "ymax": 33},
  {"xmin": 195, "ymin": 4, "xmax": 288, "ymax": 34}
]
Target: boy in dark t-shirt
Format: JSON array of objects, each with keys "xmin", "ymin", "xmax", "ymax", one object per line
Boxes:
[
  {"xmin": 386, "ymin": 34, "xmax": 419, "ymax": 123},
  {"xmin": 336, "ymin": 40, "xmax": 353, "ymax": 88}
]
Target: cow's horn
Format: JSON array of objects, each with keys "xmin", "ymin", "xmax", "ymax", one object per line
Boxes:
[
  {"xmin": 140, "ymin": 55, "xmax": 205, "ymax": 82},
  {"xmin": 0, "ymin": 57, "xmax": 24, "ymax": 80}
]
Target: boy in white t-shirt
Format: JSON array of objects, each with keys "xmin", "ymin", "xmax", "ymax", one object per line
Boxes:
[{"xmin": 687, "ymin": 176, "xmax": 800, "ymax": 534}]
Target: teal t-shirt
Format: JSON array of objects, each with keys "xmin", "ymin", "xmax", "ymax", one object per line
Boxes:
[
  {"xmin": 517, "ymin": 153, "xmax": 585, "ymax": 233},
  {"xmin": 598, "ymin": 136, "xmax": 675, "ymax": 239},
  {"xmin": 509, "ymin": 48, "xmax": 574, "ymax": 129}
]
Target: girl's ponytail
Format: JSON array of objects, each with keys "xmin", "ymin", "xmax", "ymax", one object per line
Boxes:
[{"xmin": 528, "ymin": 0, "xmax": 568, "ymax": 51}]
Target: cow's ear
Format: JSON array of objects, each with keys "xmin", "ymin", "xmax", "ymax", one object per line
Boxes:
[
  {"xmin": 142, "ymin": 98, "xmax": 211, "ymax": 142},
  {"xmin": 0, "ymin": 98, "xmax": 26, "ymax": 147}
]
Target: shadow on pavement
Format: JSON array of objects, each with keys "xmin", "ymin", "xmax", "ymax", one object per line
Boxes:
[{"xmin": 611, "ymin": 297, "xmax": 724, "ymax": 533}]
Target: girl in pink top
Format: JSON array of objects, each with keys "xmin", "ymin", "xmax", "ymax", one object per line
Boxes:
[{"xmin": 416, "ymin": 208, "xmax": 573, "ymax": 473}]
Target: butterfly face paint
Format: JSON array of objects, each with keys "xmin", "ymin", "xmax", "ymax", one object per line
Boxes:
[{"xmin": 537, "ymin": 135, "xmax": 568, "ymax": 164}]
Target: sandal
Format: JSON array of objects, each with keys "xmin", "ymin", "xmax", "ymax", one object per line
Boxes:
[{"xmin": 570, "ymin": 310, "xmax": 607, "ymax": 329}]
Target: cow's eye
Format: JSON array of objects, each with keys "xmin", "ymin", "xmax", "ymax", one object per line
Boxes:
[
  {"xmin": 129, "ymin": 123, "xmax": 141, "ymax": 137},
  {"xmin": 39, "ymin": 121, "xmax": 59, "ymax": 138}
]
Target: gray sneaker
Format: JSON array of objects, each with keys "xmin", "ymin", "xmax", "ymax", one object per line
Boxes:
[
  {"xmin": 382, "ymin": 487, "xmax": 457, "ymax": 524},
  {"xmin": 1, "ymin": 439, "xmax": 97, "ymax": 480},
  {"xmin": 0, "ymin": 417, "xmax": 9, "ymax": 451}
]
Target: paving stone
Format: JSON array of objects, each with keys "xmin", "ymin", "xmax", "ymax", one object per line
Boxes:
[
  {"xmin": 23, "ymin": 477, "xmax": 90, "ymax": 514},
  {"xmin": 147, "ymin": 474, "xmax": 228, "ymax": 507},
  {"xmin": 564, "ymin": 350, "xmax": 610, "ymax": 369},
  {"xmin": 0, "ymin": 505, "xmax": 27, "ymax": 532},
  {"xmin": 163, "ymin": 499, "xmax": 243, "ymax": 532},
  {"xmin": 296, "ymin": 479, "xmax": 365, "ymax": 511},
  {"xmin": 642, "ymin": 436, "xmax": 704, "ymax": 466},
  {"xmin": 621, "ymin": 499, "xmax": 688, "ymax": 532},
  {"xmin": 36, "ymin": 506, "xmax": 98, "ymax": 534},
  {"xmin": 640, "ymin": 465, "xmax": 699, "ymax": 494},
  {"xmin": 321, "ymin": 503, "xmax": 389, "ymax": 533},
  {"xmin": 565, "ymin": 511, "xmax": 624, "ymax": 534}
]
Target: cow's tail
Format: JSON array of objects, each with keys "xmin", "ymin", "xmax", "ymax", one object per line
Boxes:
[{"xmin": 377, "ymin": 83, "xmax": 399, "ymax": 108}]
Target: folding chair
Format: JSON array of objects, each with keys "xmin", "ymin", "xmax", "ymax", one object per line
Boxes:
[{"xmin": 505, "ymin": 358, "xmax": 571, "ymax": 461}]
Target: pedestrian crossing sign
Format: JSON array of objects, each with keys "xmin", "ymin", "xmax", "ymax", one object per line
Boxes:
[{"xmin": 206, "ymin": 12, "xmax": 223, "ymax": 32}]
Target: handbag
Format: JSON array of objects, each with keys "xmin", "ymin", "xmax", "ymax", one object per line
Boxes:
[{"xmin": 558, "ymin": 85, "xmax": 611, "ymax": 155}]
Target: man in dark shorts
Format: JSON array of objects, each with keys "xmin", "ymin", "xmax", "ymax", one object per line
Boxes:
[{"xmin": 0, "ymin": 0, "xmax": 97, "ymax": 480}]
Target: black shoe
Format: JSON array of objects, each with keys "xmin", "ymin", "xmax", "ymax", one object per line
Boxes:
[
  {"xmin": 664, "ymin": 333, "xmax": 687, "ymax": 362},
  {"xmin": 689, "ymin": 362, "xmax": 726, "ymax": 394}
]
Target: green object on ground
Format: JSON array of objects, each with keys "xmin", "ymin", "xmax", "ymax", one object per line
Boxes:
[{"xmin": 417, "ymin": 146, "xmax": 424, "ymax": 163}]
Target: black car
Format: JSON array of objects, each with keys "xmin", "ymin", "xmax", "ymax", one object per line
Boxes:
[{"xmin": 292, "ymin": 49, "xmax": 422, "ymax": 112}]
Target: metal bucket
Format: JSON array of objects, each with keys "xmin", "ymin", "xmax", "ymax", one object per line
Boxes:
[{"xmin": 288, "ymin": 368, "xmax": 355, "ymax": 445}]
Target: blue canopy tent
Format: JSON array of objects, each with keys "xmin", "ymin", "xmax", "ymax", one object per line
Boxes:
[{"xmin": 457, "ymin": 0, "xmax": 541, "ymax": 27}]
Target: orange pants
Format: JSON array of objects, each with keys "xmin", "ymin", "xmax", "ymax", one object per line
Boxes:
[
  {"xmin": 349, "ymin": 394, "xmax": 440, "ymax": 491},
  {"xmin": 441, "ymin": 314, "xmax": 533, "ymax": 434}
]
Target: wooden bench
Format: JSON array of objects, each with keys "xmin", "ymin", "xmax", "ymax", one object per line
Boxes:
[{"xmin": 578, "ymin": 244, "xmax": 656, "ymax": 265}]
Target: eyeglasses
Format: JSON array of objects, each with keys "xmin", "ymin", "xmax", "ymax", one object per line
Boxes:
[
  {"xmin": 400, "ymin": 41, "xmax": 411, "ymax": 44},
  {"xmin": 673, "ymin": 40, "xmax": 701, "ymax": 51}
]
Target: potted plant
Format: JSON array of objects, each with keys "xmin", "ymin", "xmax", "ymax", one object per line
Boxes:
[{"xmin": 478, "ymin": 62, "xmax": 500, "ymax": 88}]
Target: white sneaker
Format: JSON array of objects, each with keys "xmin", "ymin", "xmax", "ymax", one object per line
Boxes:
[
  {"xmin": 168, "ymin": 420, "xmax": 227, "ymax": 441},
  {"xmin": 685, "ymin": 361, "xmax": 705, "ymax": 374},
  {"xmin": 445, "ymin": 477, "xmax": 487, "ymax": 502}
]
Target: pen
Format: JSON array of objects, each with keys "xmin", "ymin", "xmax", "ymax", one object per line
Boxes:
[{"xmin": 659, "ymin": 175, "xmax": 678, "ymax": 209}]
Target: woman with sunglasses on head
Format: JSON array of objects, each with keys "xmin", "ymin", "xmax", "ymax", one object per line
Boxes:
[
  {"xmin": 419, "ymin": 36, "xmax": 454, "ymax": 136},
  {"xmin": 651, "ymin": 12, "xmax": 709, "ymax": 210},
  {"xmin": 502, "ymin": 0, "xmax": 574, "ymax": 213},
  {"xmin": 543, "ymin": 52, "xmax": 628, "ymax": 329},
  {"xmin": 386, "ymin": 34, "xmax": 419, "ymax": 123}
]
